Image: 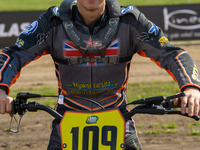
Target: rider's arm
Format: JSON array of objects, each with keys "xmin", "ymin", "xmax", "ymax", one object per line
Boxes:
[
  {"xmin": 124, "ymin": 5, "xmax": 200, "ymax": 116},
  {"xmin": 131, "ymin": 8, "xmax": 200, "ymax": 90},
  {"xmin": 0, "ymin": 8, "xmax": 54, "ymax": 95},
  {"xmin": 0, "ymin": 8, "xmax": 55, "ymax": 115}
]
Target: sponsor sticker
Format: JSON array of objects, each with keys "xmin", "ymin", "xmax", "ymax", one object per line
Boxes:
[
  {"xmin": 86, "ymin": 116, "xmax": 99, "ymax": 124},
  {"xmin": 121, "ymin": 6, "xmax": 134, "ymax": 15},
  {"xmin": 53, "ymin": 6, "xmax": 59, "ymax": 16},
  {"xmin": 21, "ymin": 21, "xmax": 38, "ymax": 35},
  {"xmin": 15, "ymin": 38, "xmax": 25, "ymax": 47},
  {"xmin": 159, "ymin": 36, "xmax": 169, "ymax": 46},
  {"xmin": 148, "ymin": 24, "xmax": 159, "ymax": 36},
  {"xmin": 192, "ymin": 66, "xmax": 200, "ymax": 82}
]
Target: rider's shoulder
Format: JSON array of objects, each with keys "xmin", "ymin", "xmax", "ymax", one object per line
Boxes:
[
  {"xmin": 120, "ymin": 5, "xmax": 140, "ymax": 20},
  {"xmin": 39, "ymin": 6, "xmax": 61, "ymax": 25}
]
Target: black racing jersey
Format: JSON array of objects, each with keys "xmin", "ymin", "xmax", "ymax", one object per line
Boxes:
[{"xmin": 0, "ymin": 2, "xmax": 200, "ymax": 113}]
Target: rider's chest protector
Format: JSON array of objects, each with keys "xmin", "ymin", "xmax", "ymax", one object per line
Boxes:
[{"xmin": 44, "ymin": 0, "xmax": 139, "ymax": 110}]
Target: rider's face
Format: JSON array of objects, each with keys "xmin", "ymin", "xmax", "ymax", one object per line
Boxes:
[{"xmin": 77, "ymin": 0, "xmax": 105, "ymax": 11}]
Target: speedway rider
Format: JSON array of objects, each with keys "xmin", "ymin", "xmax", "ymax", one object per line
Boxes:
[{"xmin": 0, "ymin": 0, "xmax": 200, "ymax": 149}]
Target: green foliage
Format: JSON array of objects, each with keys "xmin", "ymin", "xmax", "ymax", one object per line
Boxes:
[
  {"xmin": 124, "ymin": 0, "xmax": 200, "ymax": 6},
  {"xmin": 188, "ymin": 130, "xmax": 200, "ymax": 136},
  {"xmin": 0, "ymin": 0, "xmax": 200, "ymax": 11},
  {"xmin": 187, "ymin": 122, "xmax": 200, "ymax": 128},
  {"xmin": 126, "ymin": 81, "xmax": 179, "ymax": 102},
  {"xmin": 0, "ymin": 0, "xmax": 63, "ymax": 11},
  {"xmin": 138, "ymin": 123, "xmax": 144, "ymax": 129},
  {"xmin": 138, "ymin": 122, "xmax": 179, "ymax": 135},
  {"xmin": 162, "ymin": 129, "xmax": 177, "ymax": 133},
  {"xmin": 152, "ymin": 122, "xmax": 160, "ymax": 128},
  {"xmin": 161, "ymin": 122, "xmax": 178, "ymax": 129},
  {"xmin": 10, "ymin": 85, "xmax": 57, "ymax": 98},
  {"xmin": 143, "ymin": 129, "xmax": 160, "ymax": 134},
  {"xmin": 10, "ymin": 85, "xmax": 58, "ymax": 107},
  {"xmin": 42, "ymin": 99, "xmax": 58, "ymax": 107}
]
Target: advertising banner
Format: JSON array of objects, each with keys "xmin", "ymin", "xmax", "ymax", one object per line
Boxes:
[
  {"xmin": 0, "ymin": 11, "xmax": 43, "ymax": 48},
  {"xmin": 0, "ymin": 4, "xmax": 200, "ymax": 48},
  {"xmin": 138, "ymin": 4, "xmax": 200, "ymax": 41}
]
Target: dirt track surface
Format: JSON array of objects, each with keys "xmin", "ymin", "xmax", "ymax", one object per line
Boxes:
[{"xmin": 1, "ymin": 44, "xmax": 200, "ymax": 150}]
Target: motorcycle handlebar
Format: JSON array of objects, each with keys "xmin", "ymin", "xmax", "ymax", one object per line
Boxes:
[
  {"xmin": 12, "ymin": 92, "xmax": 199, "ymax": 122},
  {"xmin": 12, "ymin": 99, "xmax": 63, "ymax": 121}
]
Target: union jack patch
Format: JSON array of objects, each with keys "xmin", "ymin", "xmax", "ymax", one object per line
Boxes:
[{"xmin": 63, "ymin": 39, "xmax": 119, "ymax": 65}]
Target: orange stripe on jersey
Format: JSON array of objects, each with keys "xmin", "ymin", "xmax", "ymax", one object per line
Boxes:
[
  {"xmin": 0, "ymin": 84, "xmax": 10, "ymax": 95},
  {"xmin": 113, "ymin": 61, "xmax": 129, "ymax": 103},
  {"xmin": 138, "ymin": 50, "xmax": 200, "ymax": 92},
  {"xmin": 176, "ymin": 51, "xmax": 192, "ymax": 84},
  {"xmin": 180, "ymin": 84, "xmax": 200, "ymax": 92},
  {"xmin": 8, "ymin": 50, "xmax": 49, "ymax": 87},
  {"xmin": 23, "ymin": 50, "xmax": 49, "ymax": 67},
  {"xmin": 150, "ymin": 57, "xmax": 178, "ymax": 83},
  {"xmin": 116, "ymin": 62, "xmax": 132, "ymax": 108},
  {"xmin": 9, "ymin": 72, "xmax": 21, "ymax": 86},
  {"xmin": 10, "ymin": 51, "xmax": 48, "ymax": 86},
  {"xmin": 0, "ymin": 52, "xmax": 10, "ymax": 81},
  {"xmin": 55, "ymin": 65, "xmax": 62, "ymax": 85},
  {"xmin": 166, "ymin": 70, "xmax": 178, "ymax": 83},
  {"xmin": 137, "ymin": 50, "xmax": 147, "ymax": 57},
  {"xmin": 64, "ymin": 96, "xmax": 94, "ymax": 110},
  {"xmin": 137, "ymin": 50, "xmax": 178, "ymax": 83},
  {"xmin": 97, "ymin": 62, "xmax": 130, "ymax": 110},
  {"xmin": 57, "ymin": 85, "xmax": 94, "ymax": 110},
  {"xmin": 62, "ymin": 102, "xmax": 80, "ymax": 111}
]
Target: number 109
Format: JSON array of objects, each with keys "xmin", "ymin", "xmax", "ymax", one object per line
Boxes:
[{"xmin": 70, "ymin": 125, "xmax": 119, "ymax": 150}]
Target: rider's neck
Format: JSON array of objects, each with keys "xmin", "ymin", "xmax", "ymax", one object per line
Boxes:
[{"xmin": 77, "ymin": 2, "xmax": 105, "ymax": 25}]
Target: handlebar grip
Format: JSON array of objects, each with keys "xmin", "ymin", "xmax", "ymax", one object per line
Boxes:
[
  {"xmin": 11, "ymin": 99, "xmax": 26, "ymax": 116},
  {"xmin": 11, "ymin": 100, "xmax": 16, "ymax": 115},
  {"xmin": 165, "ymin": 110, "xmax": 200, "ymax": 121}
]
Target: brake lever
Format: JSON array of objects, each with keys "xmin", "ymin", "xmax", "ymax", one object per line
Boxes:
[
  {"xmin": 8, "ymin": 114, "xmax": 23, "ymax": 134},
  {"xmin": 163, "ymin": 92, "xmax": 186, "ymax": 110},
  {"xmin": 165, "ymin": 92, "xmax": 185, "ymax": 101}
]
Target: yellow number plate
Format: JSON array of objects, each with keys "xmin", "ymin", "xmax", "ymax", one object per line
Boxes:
[{"xmin": 60, "ymin": 109, "xmax": 125, "ymax": 150}]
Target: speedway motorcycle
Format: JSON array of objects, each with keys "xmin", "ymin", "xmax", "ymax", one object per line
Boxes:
[{"xmin": 10, "ymin": 92, "xmax": 199, "ymax": 150}]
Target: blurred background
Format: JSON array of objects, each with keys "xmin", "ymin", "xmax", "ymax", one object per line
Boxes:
[{"xmin": 0, "ymin": 1, "xmax": 200, "ymax": 150}]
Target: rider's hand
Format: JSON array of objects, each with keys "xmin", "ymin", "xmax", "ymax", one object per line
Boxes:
[
  {"xmin": 0, "ymin": 89, "xmax": 13, "ymax": 116},
  {"xmin": 173, "ymin": 87, "xmax": 200, "ymax": 117}
]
